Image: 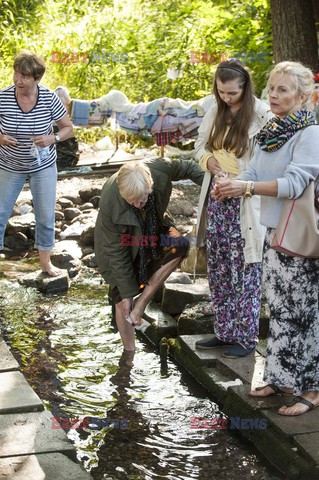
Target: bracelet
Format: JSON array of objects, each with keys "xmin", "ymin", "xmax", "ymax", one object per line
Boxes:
[{"xmin": 243, "ymin": 181, "xmax": 255, "ymax": 199}]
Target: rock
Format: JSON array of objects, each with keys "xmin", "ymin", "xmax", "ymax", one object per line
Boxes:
[
  {"xmin": 161, "ymin": 282, "xmax": 210, "ymax": 315},
  {"xmin": 143, "ymin": 301, "xmax": 177, "ymax": 345},
  {"xmin": 80, "ymin": 224, "xmax": 95, "ymax": 246},
  {"xmin": 18, "ymin": 270, "xmax": 70, "ymax": 294},
  {"xmin": 168, "ymin": 198, "xmax": 195, "ymax": 216},
  {"xmin": 64, "ymin": 208, "xmax": 82, "ymax": 221},
  {"xmin": 4, "ymin": 233, "xmax": 31, "ymax": 250},
  {"xmin": 55, "ymin": 211, "xmax": 64, "ymax": 221},
  {"xmin": 58, "ymin": 198, "xmax": 74, "ymax": 209},
  {"xmin": 26, "ymin": 226, "xmax": 35, "ymax": 240},
  {"xmin": 177, "ymin": 301, "xmax": 214, "ymax": 335},
  {"xmin": 70, "ymin": 211, "xmax": 98, "ymax": 224},
  {"xmin": 82, "ymin": 253, "xmax": 97, "ymax": 268},
  {"xmin": 10, "ymin": 206, "xmax": 21, "ymax": 217},
  {"xmin": 6, "ymin": 213, "xmax": 36, "ymax": 235},
  {"xmin": 59, "ymin": 211, "xmax": 97, "ymax": 240},
  {"xmin": 55, "ymin": 203, "xmax": 62, "ymax": 211},
  {"xmin": 62, "ymin": 194, "xmax": 82, "ymax": 205},
  {"xmin": 79, "ymin": 202, "xmax": 94, "ymax": 211},
  {"xmin": 79, "ymin": 187, "xmax": 102, "ymax": 202},
  {"xmin": 165, "ymin": 271, "xmax": 192, "ymax": 284},
  {"xmin": 82, "ymin": 247, "xmax": 94, "ymax": 256},
  {"xmin": 17, "ymin": 204, "xmax": 33, "ymax": 215},
  {"xmin": 51, "ymin": 242, "xmax": 82, "ymax": 277},
  {"xmin": 90, "ymin": 195, "xmax": 100, "ymax": 209},
  {"xmin": 53, "ymin": 240, "xmax": 83, "ymax": 259}
]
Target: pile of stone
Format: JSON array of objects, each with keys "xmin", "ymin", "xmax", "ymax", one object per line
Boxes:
[{"xmin": 3, "ymin": 185, "xmax": 197, "ymax": 286}]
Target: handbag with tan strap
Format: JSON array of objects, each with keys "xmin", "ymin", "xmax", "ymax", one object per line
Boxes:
[{"xmin": 271, "ymin": 177, "xmax": 319, "ymax": 258}]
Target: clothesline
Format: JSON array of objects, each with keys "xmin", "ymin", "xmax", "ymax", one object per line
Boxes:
[{"xmin": 70, "ymin": 89, "xmax": 214, "ymax": 147}]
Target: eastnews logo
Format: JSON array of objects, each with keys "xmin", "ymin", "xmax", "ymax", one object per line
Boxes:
[
  {"xmin": 51, "ymin": 51, "xmax": 128, "ymax": 64},
  {"xmin": 190, "ymin": 417, "xmax": 268, "ymax": 430},
  {"xmin": 120, "ymin": 233, "xmax": 196, "ymax": 247},
  {"xmin": 51, "ymin": 416, "xmax": 129, "ymax": 430},
  {"xmin": 190, "ymin": 51, "xmax": 268, "ymax": 64}
]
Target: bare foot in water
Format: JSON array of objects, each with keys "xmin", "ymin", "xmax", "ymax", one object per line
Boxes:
[{"xmin": 41, "ymin": 262, "xmax": 63, "ymax": 277}]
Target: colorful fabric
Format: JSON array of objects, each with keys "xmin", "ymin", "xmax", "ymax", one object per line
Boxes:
[
  {"xmin": 206, "ymin": 179, "xmax": 261, "ymax": 348},
  {"xmin": 256, "ymin": 108, "xmax": 316, "ymax": 152},
  {"xmin": 262, "ymin": 229, "xmax": 319, "ymax": 394},
  {"xmin": 156, "ymin": 132, "xmax": 174, "ymax": 146}
]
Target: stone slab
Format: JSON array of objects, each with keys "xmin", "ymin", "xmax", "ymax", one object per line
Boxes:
[
  {"xmin": 179, "ymin": 334, "xmax": 222, "ymax": 366},
  {"xmin": 0, "ymin": 453, "xmax": 93, "ymax": 480},
  {"xmin": 161, "ymin": 283, "xmax": 210, "ymax": 315},
  {"xmin": 228, "ymin": 384, "xmax": 292, "ymax": 411},
  {"xmin": 143, "ymin": 301, "xmax": 177, "ymax": 345},
  {"xmin": 293, "ymin": 432, "xmax": 319, "ymax": 465},
  {"xmin": 179, "ymin": 335, "xmax": 263, "ymax": 385},
  {"xmin": 261, "ymin": 408, "xmax": 319, "ymax": 438},
  {"xmin": 219, "ymin": 350, "xmax": 265, "ymax": 385},
  {"xmin": 0, "ymin": 371, "xmax": 43, "ymax": 414},
  {"xmin": 0, "ymin": 339, "xmax": 19, "ymax": 372},
  {"xmin": 0, "ymin": 410, "xmax": 74, "ymax": 458},
  {"xmin": 18, "ymin": 270, "xmax": 70, "ymax": 294}
]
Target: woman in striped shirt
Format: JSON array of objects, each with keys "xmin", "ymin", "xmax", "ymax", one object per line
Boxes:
[{"xmin": 0, "ymin": 51, "xmax": 73, "ymax": 276}]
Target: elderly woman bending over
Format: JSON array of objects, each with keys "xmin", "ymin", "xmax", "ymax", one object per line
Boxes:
[{"xmin": 216, "ymin": 61, "xmax": 319, "ymax": 416}]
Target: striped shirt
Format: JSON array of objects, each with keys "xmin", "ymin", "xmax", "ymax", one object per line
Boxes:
[{"xmin": 0, "ymin": 85, "xmax": 66, "ymax": 173}]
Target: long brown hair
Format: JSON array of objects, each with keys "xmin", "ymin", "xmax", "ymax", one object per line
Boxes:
[{"xmin": 207, "ymin": 60, "xmax": 255, "ymax": 158}]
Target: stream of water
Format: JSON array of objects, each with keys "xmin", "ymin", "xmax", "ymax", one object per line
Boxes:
[{"xmin": 0, "ymin": 257, "xmax": 281, "ymax": 480}]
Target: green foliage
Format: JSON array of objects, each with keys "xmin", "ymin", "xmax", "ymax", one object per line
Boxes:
[{"xmin": 0, "ymin": 0, "xmax": 272, "ymax": 101}]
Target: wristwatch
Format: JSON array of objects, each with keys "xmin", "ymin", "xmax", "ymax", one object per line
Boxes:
[
  {"xmin": 54, "ymin": 134, "xmax": 60, "ymax": 143},
  {"xmin": 243, "ymin": 181, "xmax": 255, "ymax": 199}
]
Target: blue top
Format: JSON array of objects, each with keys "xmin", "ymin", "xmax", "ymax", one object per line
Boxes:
[{"xmin": 238, "ymin": 125, "xmax": 319, "ymax": 228}]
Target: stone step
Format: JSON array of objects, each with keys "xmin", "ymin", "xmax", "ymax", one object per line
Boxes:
[
  {"xmin": 0, "ymin": 410, "xmax": 75, "ymax": 458},
  {"xmin": 142, "ymin": 301, "xmax": 177, "ymax": 345},
  {"xmin": 0, "ymin": 452, "xmax": 93, "ymax": 480},
  {"xmin": 0, "ymin": 371, "xmax": 43, "ymax": 414},
  {"xmin": 161, "ymin": 282, "xmax": 210, "ymax": 315},
  {"xmin": 0, "ymin": 338, "xmax": 19, "ymax": 372},
  {"xmin": 179, "ymin": 334, "xmax": 265, "ymax": 386}
]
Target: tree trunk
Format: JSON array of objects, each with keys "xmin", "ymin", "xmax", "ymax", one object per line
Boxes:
[{"xmin": 271, "ymin": 0, "xmax": 319, "ymax": 71}]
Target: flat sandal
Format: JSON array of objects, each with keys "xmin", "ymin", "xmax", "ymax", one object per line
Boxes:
[{"xmin": 248, "ymin": 384, "xmax": 290, "ymax": 397}]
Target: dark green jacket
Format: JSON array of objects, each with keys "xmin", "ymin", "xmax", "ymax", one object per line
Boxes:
[{"xmin": 94, "ymin": 157, "xmax": 204, "ymax": 299}]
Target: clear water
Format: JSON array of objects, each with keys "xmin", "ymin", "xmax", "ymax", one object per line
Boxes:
[{"xmin": 0, "ymin": 258, "xmax": 281, "ymax": 480}]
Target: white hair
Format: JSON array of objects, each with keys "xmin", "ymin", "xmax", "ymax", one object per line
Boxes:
[
  {"xmin": 267, "ymin": 61, "xmax": 314, "ymax": 107},
  {"xmin": 117, "ymin": 161, "xmax": 154, "ymax": 203}
]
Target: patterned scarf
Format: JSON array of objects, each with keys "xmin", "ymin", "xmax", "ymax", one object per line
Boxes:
[
  {"xmin": 127, "ymin": 192, "xmax": 158, "ymax": 287},
  {"xmin": 256, "ymin": 108, "xmax": 316, "ymax": 152}
]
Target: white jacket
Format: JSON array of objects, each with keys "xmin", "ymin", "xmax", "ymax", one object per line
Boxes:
[{"xmin": 195, "ymin": 96, "xmax": 272, "ymax": 263}]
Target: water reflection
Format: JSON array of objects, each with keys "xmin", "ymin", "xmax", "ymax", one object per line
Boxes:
[{"xmin": 0, "ymin": 261, "xmax": 280, "ymax": 480}]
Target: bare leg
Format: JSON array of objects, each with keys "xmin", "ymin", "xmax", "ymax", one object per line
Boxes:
[
  {"xmin": 130, "ymin": 256, "xmax": 181, "ymax": 325},
  {"xmin": 115, "ymin": 300, "xmax": 135, "ymax": 351},
  {"xmin": 38, "ymin": 250, "xmax": 62, "ymax": 277}
]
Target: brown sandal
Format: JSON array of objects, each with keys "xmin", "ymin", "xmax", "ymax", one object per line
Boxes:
[
  {"xmin": 278, "ymin": 395, "xmax": 318, "ymax": 416},
  {"xmin": 248, "ymin": 384, "xmax": 289, "ymax": 397}
]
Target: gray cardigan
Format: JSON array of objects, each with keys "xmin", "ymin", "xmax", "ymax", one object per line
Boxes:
[{"xmin": 238, "ymin": 125, "xmax": 319, "ymax": 228}]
